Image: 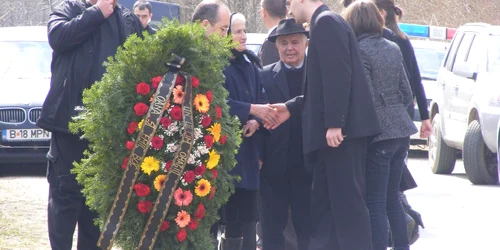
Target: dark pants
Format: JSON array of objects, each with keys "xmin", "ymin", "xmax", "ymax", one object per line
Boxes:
[
  {"xmin": 366, "ymin": 137, "xmax": 410, "ymax": 250},
  {"xmin": 47, "ymin": 132, "xmax": 100, "ymax": 250},
  {"xmin": 223, "ymin": 188, "xmax": 258, "ymax": 250},
  {"xmin": 308, "ymin": 138, "xmax": 372, "ymax": 250},
  {"xmin": 260, "ymin": 170, "xmax": 312, "ymax": 250}
]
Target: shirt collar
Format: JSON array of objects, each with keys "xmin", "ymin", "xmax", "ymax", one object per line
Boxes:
[{"xmin": 283, "ymin": 59, "xmax": 305, "ymax": 69}]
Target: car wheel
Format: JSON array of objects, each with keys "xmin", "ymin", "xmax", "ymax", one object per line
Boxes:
[
  {"xmin": 463, "ymin": 120, "xmax": 498, "ymax": 185},
  {"xmin": 428, "ymin": 114, "xmax": 457, "ymax": 174}
]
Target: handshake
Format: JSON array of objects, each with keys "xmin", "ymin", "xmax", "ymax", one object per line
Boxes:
[{"xmin": 250, "ymin": 103, "xmax": 291, "ymax": 130}]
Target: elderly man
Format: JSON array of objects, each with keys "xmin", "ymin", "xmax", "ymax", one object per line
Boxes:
[
  {"xmin": 133, "ymin": 0, "xmax": 156, "ymax": 34},
  {"xmin": 258, "ymin": 0, "xmax": 287, "ymax": 66},
  {"xmin": 259, "ymin": 18, "xmax": 312, "ymax": 250},
  {"xmin": 37, "ymin": 0, "xmax": 143, "ymax": 249}
]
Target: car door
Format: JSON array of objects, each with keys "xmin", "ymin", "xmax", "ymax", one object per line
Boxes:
[
  {"xmin": 439, "ymin": 32, "xmax": 464, "ymax": 141},
  {"xmin": 449, "ymin": 33, "xmax": 478, "ymax": 144}
]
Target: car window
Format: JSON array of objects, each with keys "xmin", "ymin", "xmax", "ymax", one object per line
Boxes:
[
  {"xmin": 452, "ymin": 33, "xmax": 475, "ymax": 72},
  {"xmin": 444, "ymin": 32, "xmax": 464, "ymax": 71},
  {"xmin": 246, "ymin": 44, "xmax": 261, "ymax": 56},
  {"xmin": 414, "ymin": 47, "xmax": 446, "ymax": 80},
  {"xmin": 0, "ymin": 41, "xmax": 52, "ymax": 80},
  {"xmin": 487, "ymin": 35, "xmax": 500, "ymax": 73},
  {"xmin": 465, "ymin": 35, "xmax": 482, "ymax": 72}
]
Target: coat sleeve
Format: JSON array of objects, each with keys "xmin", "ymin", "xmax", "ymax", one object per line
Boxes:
[
  {"xmin": 359, "ymin": 49, "xmax": 375, "ymax": 99},
  {"xmin": 399, "ymin": 60, "xmax": 414, "ymax": 108},
  {"xmin": 48, "ymin": 2, "xmax": 106, "ymax": 53},
  {"xmin": 285, "ymin": 95, "xmax": 304, "ymax": 118},
  {"xmin": 315, "ymin": 16, "xmax": 351, "ymax": 129},
  {"xmin": 399, "ymin": 38, "xmax": 429, "ymax": 120}
]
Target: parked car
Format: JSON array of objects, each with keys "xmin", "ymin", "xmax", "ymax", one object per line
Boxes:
[
  {"xmin": 0, "ymin": 26, "xmax": 52, "ymax": 165},
  {"xmin": 410, "ymin": 39, "xmax": 449, "ymax": 146},
  {"xmin": 246, "ymin": 33, "xmax": 267, "ymax": 56},
  {"xmin": 429, "ymin": 23, "xmax": 500, "ymax": 184}
]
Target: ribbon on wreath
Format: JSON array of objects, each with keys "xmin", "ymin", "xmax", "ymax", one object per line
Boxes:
[{"xmin": 98, "ymin": 54, "xmax": 194, "ymax": 250}]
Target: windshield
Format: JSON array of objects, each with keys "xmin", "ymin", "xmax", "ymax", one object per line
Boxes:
[
  {"xmin": 414, "ymin": 47, "xmax": 446, "ymax": 80},
  {"xmin": 247, "ymin": 44, "xmax": 261, "ymax": 55},
  {"xmin": 0, "ymin": 41, "xmax": 52, "ymax": 80},
  {"xmin": 488, "ymin": 35, "xmax": 500, "ymax": 73}
]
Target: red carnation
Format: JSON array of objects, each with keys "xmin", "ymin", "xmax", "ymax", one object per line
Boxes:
[
  {"xmin": 194, "ymin": 165, "xmax": 206, "ymax": 176},
  {"xmin": 183, "ymin": 171, "xmax": 195, "ymax": 183},
  {"xmin": 209, "ymin": 186, "xmax": 216, "ymax": 200},
  {"xmin": 136, "ymin": 82, "xmax": 151, "ymax": 95},
  {"xmin": 201, "ymin": 115, "xmax": 212, "ymax": 128},
  {"xmin": 137, "ymin": 200, "xmax": 153, "ymax": 214},
  {"xmin": 170, "ymin": 106, "xmax": 182, "ymax": 121},
  {"xmin": 194, "ymin": 203, "xmax": 206, "ymax": 220},
  {"xmin": 177, "ymin": 228, "xmax": 187, "ymax": 242},
  {"xmin": 211, "ymin": 169, "xmax": 218, "ymax": 179},
  {"xmin": 219, "ymin": 135, "xmax": 227, "ymax": 145},
  {"xmin": 127, "ymin": 122, "xmax": 138, "ymax": 134},
  {"xmin": 187, "ymin": 220, "xmax": 199, "ymax": 231},
  {"xmin": 133, "ymin": 183, "xmax": 150, "ymax": 197},
  {"xmin": 126, "ymin": 141, "xmax": 134, "ymax": 150},
  {"xmin": 165, "ymin": 160, "xmax": 173, "ymax": 171},
  {"xmin": 151, "ymin": 136, "xmax": 164, "ymax": 150},
  {"xmin": 160, "ymin": 117, "xmax": 172, "ymax": 128},
  {"xmin": 191, "ymin": 76, "xmax": 200, "ymax": 88},
  {"xmin": 205, "ymin": 91, "xmax": 213, "ymax": 102},
  {"xmin": 175, "ymin": 75, "xmax": 185, "ymax": 86},
  {"xmin": 121, "ymin": 157, "xmax": 129, "ymax": 170},
  {"xmin": 204, "ymin": 135, "xmax": 214, "ymax": 148},
  {"xmin": 215, "ymin": 106, "xmax": 222, "ymax": 120},
  {"xmin": 151, "ymin": 76, "xmax": 162, "ymax": 89},
  {"xmin": 134, "ymin": 102, "xmax": 149, "ymax": 116},
  {"xmin": 160, "ymin": 220, "xmax": 170, "ymax": 231}
]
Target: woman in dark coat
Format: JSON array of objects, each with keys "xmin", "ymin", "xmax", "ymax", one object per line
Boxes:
[
  {"xmin": 343, "ymin": 2, "xmax": 417, "ymax": 250},
  {"xmin": 219, "ymin": 12, "xmax": 271, "ymax": 250}
]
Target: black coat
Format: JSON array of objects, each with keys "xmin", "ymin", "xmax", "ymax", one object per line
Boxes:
[
  {"xmin": 260, "ymin": 61, "xmax": 308, "ymax": 177},
  {"xmin": 224, "ymin": 53, "xmax": 268, "ymax": 190},
  {"xmin": 285, "ymin": 5, "xmax": 381, "ymax": 154},
  {"xmin": 258, "ymin": 27, "xmax": 280, "ymax": 66},
  {"xmin": 37, "ymin": 0, "xmax": 143, "ymax": 133}
]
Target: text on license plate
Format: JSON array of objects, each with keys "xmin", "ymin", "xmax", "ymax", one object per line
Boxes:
[{"xmin": 2, "ymin": 129, "xmax": 51, "ymax": 141}]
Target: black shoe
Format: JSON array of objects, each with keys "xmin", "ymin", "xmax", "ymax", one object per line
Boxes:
[{"xmin": 220, "ymin": 237, "xmax": 243, "ymax": 250}]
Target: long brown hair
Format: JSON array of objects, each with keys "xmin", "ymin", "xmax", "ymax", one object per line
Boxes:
[
  {"xmin": 342, "ymin": 0, "xmax": 384, "ymax": 37},
  {"xmin": 373, "ymin": 0, "xmax": 407, "ymax": 39}
]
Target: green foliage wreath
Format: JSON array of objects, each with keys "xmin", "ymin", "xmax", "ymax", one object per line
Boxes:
[{"xmin": 69, "ymin": 21, "xmax": 241, "ymax": 250}]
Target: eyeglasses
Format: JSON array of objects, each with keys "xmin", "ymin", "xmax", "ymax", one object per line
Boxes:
[{"xmin": 210, "ymin": 22, "xmax": 229, "ymax": 33}]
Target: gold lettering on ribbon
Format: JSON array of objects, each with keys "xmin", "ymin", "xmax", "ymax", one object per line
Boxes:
[{"xmin": 150, "ymin": 96, "xmax": 167, "ymax": 115}]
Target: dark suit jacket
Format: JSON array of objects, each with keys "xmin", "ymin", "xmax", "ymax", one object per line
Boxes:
[
  {"xmin": 258, "ymin": 27, "xmax": 280, "ymax": 66},
  {"xmin": 285, "ymin": 4, "xmax": 381, "ymax": 154},
  {"xmin": 261, "ymin": 61, "xmax": 308, "ymax": 177}
]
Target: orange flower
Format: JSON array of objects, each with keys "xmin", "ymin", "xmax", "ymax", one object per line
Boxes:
[
  {"xmin": 193, "ymin": 94, "xmax": 210, "ymax": 113},
  {"xmin": 175, "ymin": 210, "xmax": 191, "ymax": 228},
  {"xmin": 154, "ymin": 174, "xmax": 167, "ymax": 191},
  {"xmin": 173, "ymin": 85, "xmax": 184, "ymax": 104}
]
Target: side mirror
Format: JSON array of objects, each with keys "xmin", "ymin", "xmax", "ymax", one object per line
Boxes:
[{"xmin": 453, "ymin": 64, "xmax": 478, "ymax": 81}]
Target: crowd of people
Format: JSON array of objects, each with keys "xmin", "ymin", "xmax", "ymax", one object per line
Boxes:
[{"xmin": 40, "ymin": 0, "xmax": 430, "ymax": 249}]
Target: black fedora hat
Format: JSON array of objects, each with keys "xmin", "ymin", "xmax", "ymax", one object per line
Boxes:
[{"xmin": 268, "ymin": 18, "xmax": 309, "ymax": 43}]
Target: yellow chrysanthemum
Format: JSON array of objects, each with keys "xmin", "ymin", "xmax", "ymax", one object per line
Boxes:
[
  {"xmin": 206, "ymin": 150, "xmax": 220, "ymax": 170},
  {"xmin": 193, "ymin": 94, "xmax": 210, "ymax": 113},
  {"xmin": 195, "ymin": 179, "xmax": 211, "ymax": 197},
  {"xmin": 141, "ymin": 156, "xmax": 160, "ymax": 175},
  {"xmin": 154, "ymin": 174, "xmax": 167, "ymax": 191},
  {"xmin": 207, "ymin": 123, "xmax": 221, "ymax": 142},
  {"xmin": 138, "ymin": 119, "xmax": 144, "ymax": 130}
]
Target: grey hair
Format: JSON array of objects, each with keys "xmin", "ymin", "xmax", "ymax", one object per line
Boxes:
[{"xmin": 230, "ymin": 13, "xmax": 246, "ymax": 27}]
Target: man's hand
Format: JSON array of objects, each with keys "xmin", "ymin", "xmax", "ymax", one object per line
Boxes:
[
  {"xmin": 243, "ymin": 119, "xmax": 260, "ymax": 137},
  {"xmin": 326, "ymin": 128, "xmax": 344, "ymax": 148},
  {"xmin": 264, "ymin": 103, "xmax": 290, "ymax": 129},
  {"xmin": 96, "ymin": 0, "xmax": 114, "ymax": 18},
  {"xmin": 250, "ymin": 104, "xmax": 279, "ymax": 127},
  {"xmin": 420, "ymin": 119, "xmax": 432, "ymax": 138}
]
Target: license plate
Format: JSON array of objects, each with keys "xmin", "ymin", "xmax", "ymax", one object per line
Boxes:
[{"xmin": 1, "ymin": 129, "xmax": 51, "ymax": 141}]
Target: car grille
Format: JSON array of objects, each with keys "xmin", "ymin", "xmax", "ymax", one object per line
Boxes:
[
  {"xmin": 0, "ymin": 108, "xmax": 26, "ymax": 124},
  {"xmin": 29, "ymin": 108, "xmax": 42, "ymax": 123}
]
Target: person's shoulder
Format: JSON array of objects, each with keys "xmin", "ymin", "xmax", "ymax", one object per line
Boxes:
[
  {"xmin": 53, "ymin": 0, "xmax": 86, "ymax": 14},
  {"xmin": 262, "ymin": 61, "xmax": 278, "ymax": 73}
]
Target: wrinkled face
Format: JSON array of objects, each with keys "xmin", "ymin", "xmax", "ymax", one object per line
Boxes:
[
  {"xmin": 276, "ymin": 33, "xmax": 307, "ymax": 67},
  {"xmin": 205, "ymin": 7, "xmax": 230, "ymax": 37},
  {"xmin": 134, "ymin": 8, "xmax": 152, "ymax": 29},
  {"xmin": 231, "ymin": 20, "xmax": 247, "ymax": 52},
  {"xmin": 287, "ymin": 0, "xmax": 305, "ymax": 23}
]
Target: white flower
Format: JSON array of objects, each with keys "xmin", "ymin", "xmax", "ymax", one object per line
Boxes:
[
  {"xmin": 194, "ymin": 128, "xmax": 203, "ymax": 140},
  {"xmin": 181, "ymin": 178, "xmax": 188, "ymax": 186},
  {"xmin": 197, "ymin": 144, "xmax": 209, "ymax": 156},
  {"xmin": 187, "ymin": 153, "xmax": 196, "ymax": 165},
  {"xmin": 166, "ymin": 143, "xmax": 178, "ymax": 153}
]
